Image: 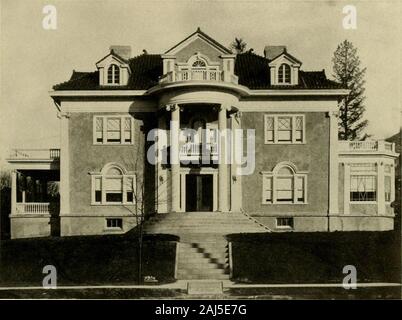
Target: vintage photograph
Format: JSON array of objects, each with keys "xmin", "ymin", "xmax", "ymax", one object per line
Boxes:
[{"xmin": 0, "ymin": 0, "xmax": 400, "ymax": 302}]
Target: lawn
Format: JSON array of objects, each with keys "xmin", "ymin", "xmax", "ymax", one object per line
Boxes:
[
  {"xmin": 0, "ymin": 233, "xmax": 178, "ymax": 287},
  {"xmin": 227, "ymin": 231, "xmax": 401, "ymax": 284}
]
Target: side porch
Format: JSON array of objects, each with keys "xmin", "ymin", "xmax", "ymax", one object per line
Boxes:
[{"xmin": 7, "ymin": 149, "xmax": 60, "ymax": 239}]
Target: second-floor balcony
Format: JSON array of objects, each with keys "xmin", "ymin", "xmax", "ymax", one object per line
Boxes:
[
  {"xmin": 8, "ymin": 148, "xmax": 60, "ymax": 160},
  {"xmin": 159, "ymin": 70, "xmax": 239, "ymax": 85},
  {"xmin": 7, "ymin": 148, "xmax": 60, "ymax": 170},
  {"xmin": 179, "ymin": 142, "xmax": 218, "ymax": 161}
]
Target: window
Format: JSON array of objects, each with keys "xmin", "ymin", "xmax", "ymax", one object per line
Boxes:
[
  {"xmin": 95, "ymin": 118, "xmax": 103, "ymax": 143},
  {"xmin": 106, "ymin": 218, "xmax": 123, "ymax": 229},
  {"xmin": 264, "ymin": 114, "xmax": 305, "ymax": 144},
  {"xmin": 276, "ymin": 217, "xmax": 294, "ymax": 229},
  {"xmin": 107, "ymin": 118, "xmax": 121, "ymax": 143},
  {"xmin": 107, "ymin": 64, "xmax": 120, "ymax": 84},
  {"xmin": 94, "ymin": 116, "xmax": 133, "ymax": 145},
  {"xmin": 262, "ymin": 162, "xmax": 307, "ymax": 204},
  {"xmin": 278, "ymin": 63, "xmax": 291, "ymax": 84},
  {"xmin": 350, "ymin": 164, "xmax": 377, "ymax": 202},
  {"xmin": 277, "ymin": 117, "xmax": 292, "ymax": 142},
  {"xmin": 91, "ymin": 164, "xmax": 135, "ymax": 205}
]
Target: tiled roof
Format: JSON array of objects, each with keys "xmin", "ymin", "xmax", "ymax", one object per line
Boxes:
[
  {"xmin": 53, "ymin": 52, "xmax": 342, "ymax": 91},
  {"xmin": 235, "ymin": 52, "xmax": 343, "ymax": 89}
]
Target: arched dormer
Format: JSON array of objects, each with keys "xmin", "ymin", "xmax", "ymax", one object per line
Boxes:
[
  {"xmin": 268, "ymin": 50, "xmax": 302, "ymax": 85},
  {"xmin": 96, "ymin": 51, "xmax": 131, "ymax": 86}
]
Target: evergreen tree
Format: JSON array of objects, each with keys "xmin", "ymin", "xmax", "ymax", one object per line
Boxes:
[
  {"xmin": 332, "ymin": 40, "xmax": 368, "ymax": 140},
  {"xmin": 230, "ymin": 38, "xmax": 247, "ymax": 54}
]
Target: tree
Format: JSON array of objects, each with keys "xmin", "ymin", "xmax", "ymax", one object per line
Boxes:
[
  {"xmin": 230, "ymin": 37, "xmax": 247, "ymax": 54},
  {"xmin": 332, "ymin": 40, "xmax": 368, "ymax": 140}
]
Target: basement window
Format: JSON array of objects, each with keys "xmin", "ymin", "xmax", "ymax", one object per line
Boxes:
[
  {"xmin": 276, "ymin": 217, "xmax": 294, "ymax": 229},
  {"xmin": 106, "ymin": 218, "xmax": 123, "ymax": 230}
]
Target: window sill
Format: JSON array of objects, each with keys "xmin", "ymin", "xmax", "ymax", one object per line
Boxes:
[
  {"xmin": 103, "ymin": 228, "xmax": 124, "ymax": 233},
  {"xmin": 275, "ymin": 226, "xmax": 294, "ymax": 230},
  {"xmin": 350, "ymin": 201, "xmax": 377, "ymax": 204},
  {"xmin": 93, "ymin": 143, "xmax": 134, "ymax": 146},
  {"xmin": 91, "ymin": 203, "xmax": 136, "ymax": 206},
  {"xmin": 261, "ymin": 202, "xmax": 308, "ymax": 205},
  {"xmin": 264, "ymin": 142, "xmax": 306, "ymax": 145}
]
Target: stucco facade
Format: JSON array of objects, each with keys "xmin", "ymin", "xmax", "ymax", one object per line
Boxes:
[{"xmin": 7, "ymin": 29, "xmax": 399, "ymax": 238}]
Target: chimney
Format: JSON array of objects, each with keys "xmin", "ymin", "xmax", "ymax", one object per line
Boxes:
[
  {"xmin": 264, "ymin": 45, "xmax": 286, "ymax": 60},
  {"xmin": 109, "ymin": 45, "xmax": 132, "ymax": 60}
]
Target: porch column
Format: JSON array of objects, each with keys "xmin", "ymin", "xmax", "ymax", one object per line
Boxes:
[
  {"xmin": 218, "ymin": 105, "xmax": 229, "ymax": 212},
  {"xmin": 11, "ymin": 170, "xmax": 17, "ymax": 214},
  {"xmin": 169, "ymin": 104, "xmax": 180, "ymax": 212}
]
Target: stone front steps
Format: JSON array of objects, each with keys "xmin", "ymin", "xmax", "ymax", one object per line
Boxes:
[
  {"xmin": 143, "ymin": 212, "xmax": 268, "ymax": 234},
  {"xmin": 143, "ymin": 212, "xmax": 268, "ymax": 280}
]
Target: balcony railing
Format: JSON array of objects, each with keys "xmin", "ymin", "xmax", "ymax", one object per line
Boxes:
[
  {"xmin": 179, "ymin": 142, "xmax": 218, "ymax": 157},
  {"xmin": 338, "ymin": 141, "xmax": 395, "ymax": 153},
  {"xmin": 9, "ymin": 149, "xmax": 60, "ymax": 160},
  {"xmin": 16, "ymin": 203, "xmax": 51, "ymax": 214},
  {"xmin": 159, "ymin": 70, "xmax": 238, "ymax": 85}
]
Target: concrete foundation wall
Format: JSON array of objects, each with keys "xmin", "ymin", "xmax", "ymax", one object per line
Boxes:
[
  {"xmin": 329, "ymin": 216, "xmax": 394, "ymax": 231},
  {"xmin": 256, "ymin": 216, "xmax": 329, "ymax": 232},
  {"xmin": 10, "ymin": 214, "xmax": 51, "ymax": 239},
  {"xmin": 61, "ymin": 216, "xmax": 139, "ymax": 236}
]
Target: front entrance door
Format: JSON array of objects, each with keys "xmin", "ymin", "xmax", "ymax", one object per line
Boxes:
[{"xmin": 185, "ymin": 174, "xmax": 213, "ymax": 212}]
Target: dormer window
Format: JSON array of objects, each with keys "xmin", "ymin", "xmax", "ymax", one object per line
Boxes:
[
  {"xmin": 107, "ymin": 64, "xmax": 120, "ymax": 84},
  {"xmin": 278, "ymin": 63, "xmax": 291, "ymax": 84}
]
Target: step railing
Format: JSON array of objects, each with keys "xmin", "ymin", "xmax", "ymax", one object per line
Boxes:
[{"xmin": 240, "ymin": 208, "xmax": 273, "ymax": 232}]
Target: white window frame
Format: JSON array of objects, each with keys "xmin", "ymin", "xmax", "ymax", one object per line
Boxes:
[
  {"xmin": 107, "ymin": 64, "xmax": 120, "ymax": 85},
  {"xmin": 105, "ymin": 218, "xmax": 123, "ymax": 230},
  {"xmin": 264, "ymin": 114, "xmax": 306, "ymax": 144},
  {"xmin": 93, "ymin": 115, "xmax": 134, "ymax": 145},
  {"xmin": 91, "ymin": 163, "xmax": 136, "ymax": 205},
  {"xmin": 349, "ymin": 163, "xmax": 377, "ymax": 204},
  {"xmin": 262, "ymin": 162, "xmax": 308, "ymax": 204},
  {"xmin": 278, "ymin": 63, "xmax": 291, "ymax": 84},
  {"xmin": 276, "ymin": 217, "xmax": 294, "ymax": 229}
]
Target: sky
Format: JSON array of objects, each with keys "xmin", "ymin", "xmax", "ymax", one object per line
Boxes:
[{"xmin": 0, "ymin": 0, "xmax": 400, "ymax": 167}]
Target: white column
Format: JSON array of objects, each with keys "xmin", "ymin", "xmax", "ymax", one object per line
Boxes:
[
  {"xmin": 377, "ymin": 161, "xmax": 385, "ymax": 215},
  {"xmin": 170, "ymin": 104, "xmax": 180, "ymax": 212},
  {"xmin": 343, "ymin": 163, "xmax": 350, "ymax": 215},
  {"xmin": 11, "ymin": 170, "xmax": 17, "ymax": 214},
  {"xmin": 218, "ymin": 105, "xmax": 229, "ymax": 212},
  {"xmin": 59, "ymin": 112, "xmax": 70, "ymax": 215},
  {"xmin": 230, "ymin": 112, "xmax": 242, "ymax": 211},
  {"xmin": 329, "ymin": 111, "xmax": 339, "ymax": 215},
  {"xmin": 156, "ymin": 115, "xmax": 168, "ymax": 213}
]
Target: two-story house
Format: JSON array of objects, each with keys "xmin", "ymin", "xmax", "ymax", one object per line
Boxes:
[{"xmin": 7, "ymin": 28, "xmax": 398, "ymax": 240}]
